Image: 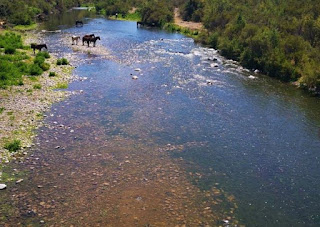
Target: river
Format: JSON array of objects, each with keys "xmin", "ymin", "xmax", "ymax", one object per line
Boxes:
[{"xmin": 1, "ymin": 10, "xmax": 320, "ymax": 226}]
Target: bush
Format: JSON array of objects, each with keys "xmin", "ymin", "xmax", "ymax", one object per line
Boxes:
[
  {"xmin": 4, "ymin": 139, "xmax": 21, "ymax": 152},
  {"xmin": 56, "ymin": 59, "xmax": 62, "ymax": 65},
  {"xmin": 29, "ymin": 64, "xmax": 43, "ymax": 75},
  {"xmin": 49, "ymin": 72, "xmax": 56, "ymax": 77},
  {"xmin": 36, "ymin": 51, "xmax": 50, "ymax": 59},
  {"xmin": 34, "ymin": 56, "xmax": 45, "ymax": 65},
  {"xmin": 5, "ymin": 47, "xmax": 16, "ymax": 54},
  {"xmin": 61, "ymin": 58, "xmax": 69, "ymax": 65},
  {"xmin": 40, "ymin": 62, "xmax": 50, "ymax": 71},
  {"xmin": 33, "ymin": 84, "xmax": 41, "ymax": 89}
]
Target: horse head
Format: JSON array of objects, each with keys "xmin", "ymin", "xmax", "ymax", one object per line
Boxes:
[{"xmin": 96, "ymin": 36, "xmax": 100, "ymax": 40}]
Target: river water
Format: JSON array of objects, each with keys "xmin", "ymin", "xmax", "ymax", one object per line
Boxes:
[{"xmin": 1, "ymin": 10, "xmax": 320, "ymax": 226}]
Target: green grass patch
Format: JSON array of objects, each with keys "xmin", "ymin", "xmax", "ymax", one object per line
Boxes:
[
  {"xmin": 112, "ymin": 12, "xmax": 141, "ymax": 21},
  {"xmin": 49, "ymin": 72, "xmax": 56, "ymax": 77},
  {"xmin": 0, "ymin": 107, "xmax": 5, "ymax": 114},
  {"xmin": 33, "ymin": 84, "xmax": 41, "ymax": 89},
  {"xmin": 4, "ymin": 139, "xmax": 21, "ymax": 152},
  {"xmin": 0, "ymin": 32, "xmax": 34, "ymax": 88},
  {"xmin": 54, "ymin": 82, "xmax": 68, "ymax": 89},
  {"xmin": 28, "ymin": 76, "xmax": 38, "ymax": 82},
  {"xmin": 29, "ymin": 63, "xmax": 43, "ymax": 75},
  {"xmin": 57, "ymin": 58, "xmax": 69, "ymax": 65},
  {"xmin": 13, "ymin": 24, "xmax": 38, "ymax": 31}
]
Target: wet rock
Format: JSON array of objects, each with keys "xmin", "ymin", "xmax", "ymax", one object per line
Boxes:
[
  {"xmin": 132, "ymin": 76, "xmax": 138, "ymax": 80},
  {"xmin": 55, "ymin": 146, "xmax": 60, "ymax": 149},
  {"xmin": 248, "ymin": 75, "xmax": 256, "ymax": 79},
  {"xmin": 134, "ymin": 68, "xmax": 141, "ymax": 71},
  {"xmin": 0, "ymin": 184, "xmax": 7, "ymax": 190}
]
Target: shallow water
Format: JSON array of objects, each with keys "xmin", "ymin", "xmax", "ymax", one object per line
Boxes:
[{"xmin": 1, "ymin": 10, "xmax": 320, "ymax": 226}]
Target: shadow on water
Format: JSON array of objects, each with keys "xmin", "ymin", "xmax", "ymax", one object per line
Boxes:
[{"xmin": 1, "ymin": 9, "xmax": 320, "ymax": 226}]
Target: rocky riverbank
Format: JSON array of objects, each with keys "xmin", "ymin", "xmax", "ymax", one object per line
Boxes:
[{"xmin": 0, "ymin": 31, "xmax": 79, "ymax": 178}]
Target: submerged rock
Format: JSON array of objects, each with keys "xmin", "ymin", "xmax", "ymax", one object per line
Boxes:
[
  {"xmin": 0, "ymin": 184, "xmax": 7, "ymax": 190},
  {"xmin": 132, "ymin": 76, "xmax": 138, "ymax": 80}
]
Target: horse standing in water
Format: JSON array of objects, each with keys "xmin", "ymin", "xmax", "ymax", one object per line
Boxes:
[
  {"xmin": 75, "ymin": 20, "xmax": 83, "ymax": 27},
  {"xmin": 82, "ymin": 35, "xmax": 100, "ymax": 47},
  {"xmin": 30, "ymin": 43, "xmax": 47, "ymax": 54},
  {"xmin": 72, "ymin": 36, "xmax": 81, "ymax": 45}
]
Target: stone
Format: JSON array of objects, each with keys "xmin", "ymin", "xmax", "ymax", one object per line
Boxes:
[
  {"xmin": 0, "ymin": 184, "xmax": 7, "ymax": 190},
  {"xmin": 134, "ymin": 68, "xmax": 141, "ymax": 71},
  {"xmin": 16, "ymin": 179, "xmax": 24, "ymax": 184},
  {"xmin": 132, "ymin": 76, "xmax": 138, "ymax": 80}
]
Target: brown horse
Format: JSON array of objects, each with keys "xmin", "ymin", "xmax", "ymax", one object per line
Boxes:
[
  {"xmin": 82, "ymin": 35, "xmax": 100, "ymax": 47},
  {"xmin": 30, "ymin": 43, "xmax": 47, "ymax": 54},
  {"xmin": 71, "ymin": 36, "xmax": 81, "ymax": 45}
]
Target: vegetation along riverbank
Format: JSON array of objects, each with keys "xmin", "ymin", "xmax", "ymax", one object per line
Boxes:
[
  {"xmin": 1, "ymin": 0, "xmax": 319, "ymax": 95},
  {"xmin": 0, "ymin": 30, "xmax": 76, "ymax": 179}
]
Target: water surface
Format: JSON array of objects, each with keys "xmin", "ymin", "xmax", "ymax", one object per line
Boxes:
[{"xmin": 1, "ymin": 10, "xmax": 320, "ymax": 226}]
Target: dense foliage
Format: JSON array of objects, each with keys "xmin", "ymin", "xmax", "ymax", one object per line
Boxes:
[
  {"xmin": 140, "ymin": 0, "xmax": 173, "ymax": 26},
  {"xmin": 180, "ymin": 0, "xmax": 320, "ymax": 91},
  {"xmin": 0, "ymin": 0, "xmax": 82, "ymax": 25}
]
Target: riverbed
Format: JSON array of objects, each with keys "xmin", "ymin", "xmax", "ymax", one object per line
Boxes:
[{"xmin": 1, "ymin": 10, "xmax": 320, "ymax": 226}]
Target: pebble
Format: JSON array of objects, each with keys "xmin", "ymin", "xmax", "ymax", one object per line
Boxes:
[
  {"xmin": 0, "ymin": 184, "xmax": 7, "ymax": 190},
  {"xmin": 134, "ymin": 68, "xmax": 141, "ymax": 71},
  {"xmin": 16, "ymin": 179, "xmax": 24, "ymax": 184},
  {"xmin": 132, "ymin": 76, "xmax": 138, "ymax": 80}
]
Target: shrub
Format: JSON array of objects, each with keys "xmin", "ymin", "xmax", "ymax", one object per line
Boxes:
[
  {"xmin": 49, "ymin": 72, "xmax": 56, "ymax": 77},
  {"xmin": 61, "ymin": 58, "xmax": 69, "ymax": 65},
  {"xmin": 36, "ymin": 51, "xmax": 50, "ymax": 59},
  {"xmin": 4, "ymin": 139, "xmax": 21, "ymax": 152},
  {"xmin": 56, "ymin": 59, "xmax": 62, "ymax": 65},
  {"xmin": 29, "ymin": 64, "xmax": 43, "ymax": 75},
  {"xmin": 34, "ymin": 56, "xmax": 45, "ymax": 65},
  {"xmin": 33, "ymin": 84, "xmax": 41, "ymax": 89},
  {"xmin": 54, "ymin": 82, "xmax": 68, "ymax": 89},
  {"xmin": 40, "ymin": 62, "xmax": 50, "ymax": 71},
  {"xmin": 5, "ymin": 47, "xmax": 16, "ymax": 54}
]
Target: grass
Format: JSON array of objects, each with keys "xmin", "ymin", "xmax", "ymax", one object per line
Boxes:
[
  {"xmin": 13, "ymin": 24, "xmax": 38, "ymax": 31},
  {"xmin": 57, "ymin": 58, "xmax": 69, "ymax": 65},
  {"xmin": 54, "ymin": 82, "xmax": 68, "ymax": 89},
  {"xmin": 110, "ymin": 12, "xmax": 142, "ymax": 21},
  {"xmin": 0, "ymin": 107, "xmax": 5, "ymax": 114},
  {"xmin": 28, "ymin": 76, "xmax": 39, "ymax": 82},
  {"xmin": 33, "ymin": 84, "xmax": 41, "ymax": 89},
  {"xmin": 4, "ymin": 139, "xmax": 21, "ymax": 152},
  {"xmin": 164, "ymin": 23, "xmax": 200, "ymax": 39},
  {"xmin": 49, "ymin": 72, "xmax": 56, "ymax": 77}
]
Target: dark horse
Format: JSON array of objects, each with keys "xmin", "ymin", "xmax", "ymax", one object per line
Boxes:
[
  {"xmin": 137, "ymin": 21, "xmax": 155, "ymax": 28},
  {"xmin": 75, "ymin": 20, "xmax": 83, "ymax": 27},
  {"xmin": 30, "ymin": 43, "xmax": 47, "ymax": 54},
  {"xmin": 82, "ymin": 35, "xmax": 100, "ymax": 47}
]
